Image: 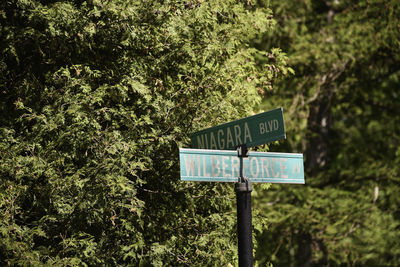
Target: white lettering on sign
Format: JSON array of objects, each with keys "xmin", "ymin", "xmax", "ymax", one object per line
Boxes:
[
  {"xmin": 210, "ymin": 132, "xmax": 217, "ymax": 149},
  {"xmin": 244, "ymin": 123, "xmax": 252, "ymax": 143},
  {"xmin": 203, "ymin": 156, "xmax": 210, "ymax": 177},
  {"xmin": 293, "ymin": 162, "xmax": 301, "ymax": 174},
  {"xmin": 184, "ymin": 155, "xmax": 196, "ymax": 176},
  {"xmin": 217, "ymin": 129, "xmax": 225, "ymax": 149},
  {"xmin": 222, "ymin": 156, "xmax": 229, "ymax": 177},
  {"xmin": 197, "ymin": 156, "xmax": 201, "ymax": 176},
  {"xmin": 261, "ymin": 158, "xmax": 270, "ymax": 177},
  {"xmin": 271, "ymin": 158, "xmax": 279, "ymax": 178},
  {"xmin": 243, "ymin": 158, "xmax": 249, "ymax": 174},
  {"xmin": 234, "ymin": 125, "xmax": 242, "ymax": 145},
  {"xmin": 183, "ymin": 154, "xmax": 291, "ymax": 179},
  {"xmin": 211, "ymin": 156, "xmax": 220, "ymax": 177},
  {"xmin": 232, "ymin": 156, "xmax": 239, "ymax": 177},
  {"xmin": 196, "ymin": 135, "xmax": 208, "ymax": 149},
  {"xmin": 250, "ymin": 157, "xmax": 259, "ymax": 177},
  {"xmin": 194, "ymin": 123, "xmax": 254, "ymax": 149},
  {"xmin": 280, "ymin": 158, "xmax": 288, "ymax": 178},
  {"xmin": 259, "ymin": 119, "xmax": 279, "ymax": 135},
  {"xmin": 226, "ymin": 127, "xmax": 234, "ymax": 148}
]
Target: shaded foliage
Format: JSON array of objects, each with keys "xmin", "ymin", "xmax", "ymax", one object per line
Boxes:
[{"xmin": 254, "ymin": 0, "xmax": 400, "ymax": 266}]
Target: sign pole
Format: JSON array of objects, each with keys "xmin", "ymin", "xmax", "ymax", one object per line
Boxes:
[
  {"xmin": 183, "ymin": 107, "xmax": 304, "ymax": 265},
  {"xmin": 236, "ymin": 144, "xmax": 253, "ymax": 267}
]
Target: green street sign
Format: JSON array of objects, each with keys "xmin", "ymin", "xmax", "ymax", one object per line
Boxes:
[
  {"xmin": 190, "ymin": 108, "xmax": 285, "ymax": 150},
  {"xmin": 179, "ymin": 148, "xmax": 304, "ymax": 184}
]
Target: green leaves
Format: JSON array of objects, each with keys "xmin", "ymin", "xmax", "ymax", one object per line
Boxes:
[
  {"xmin": 0, "ymin": 0, "xmax": 288, "ymax": 265},
  {"xmin": 254, "ymin": 0, "xmax": 400, "ymax": 265}
]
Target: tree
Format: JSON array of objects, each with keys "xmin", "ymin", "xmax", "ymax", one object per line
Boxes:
[
  {"xmin": 0, "ymin": 0, "xmax": 290, "ymax": 265},
  {"xmin": 254, "ymin": 0, "xmax": 400, "ymax": 266}
]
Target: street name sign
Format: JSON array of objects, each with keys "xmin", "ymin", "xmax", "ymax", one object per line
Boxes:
[
  {"xmin": 190, "ymin": 108, "xmax": 285, "ymax": 150},
  {"xmin": 179, "ymin": 148, "xmax": 304, "ymax": 184}
]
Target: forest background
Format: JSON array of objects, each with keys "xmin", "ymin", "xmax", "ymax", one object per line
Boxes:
[{"xmin": 1, "ymin": 0, "xmax": 399, "ymax": 266}]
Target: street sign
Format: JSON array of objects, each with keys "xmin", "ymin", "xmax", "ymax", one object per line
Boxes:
[
  {"xmin": 179, "ymin": 148, "xmax": 304, "ymax": 184},
  {"xmin": 190, "ymin": 108, "xmax": 285, "ymax": 150}
]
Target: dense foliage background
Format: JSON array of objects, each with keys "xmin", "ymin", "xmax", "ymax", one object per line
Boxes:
[
  {"xmin": 254, "ymin": 0, "xmax": 400, "ymax": 266},
  {"xmin": 1, "ymin": 0, "xmax": 399, "ymax": 266},
  {"xmin": 0, "ymin": 0, "xmax": 289, "ymax": 265}
]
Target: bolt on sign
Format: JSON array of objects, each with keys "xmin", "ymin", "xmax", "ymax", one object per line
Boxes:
[{"xmin": 190, "ymin": 108, "xmax": 285, "ymax": 150}]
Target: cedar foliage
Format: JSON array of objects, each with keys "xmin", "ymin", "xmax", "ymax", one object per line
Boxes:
[
  {"xmin": 0, "ymin": 0, "xmax": 289, "ymax": 265},
  {"xmin": 254, "ymin": 0, "xmax": 400, "ymax": 266}
]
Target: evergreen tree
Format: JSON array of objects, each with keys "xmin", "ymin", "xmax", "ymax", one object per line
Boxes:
[
  {"xmin": 254, "ymin": 0, "xmax": 400, "ymax": 266},
  {"xmin": 0, "ymin": 0, "xmax": 289, "ymax": 265}
]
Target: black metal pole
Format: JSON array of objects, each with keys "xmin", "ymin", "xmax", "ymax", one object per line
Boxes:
[{"xmin": 236, "ymin": 145, "xmax": 253, "ymax": 267}]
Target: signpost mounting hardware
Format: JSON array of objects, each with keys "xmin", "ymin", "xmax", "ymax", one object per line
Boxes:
[{"xmin": 180, "ymin": 107, "xmax": 304, "ymax": 267}]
